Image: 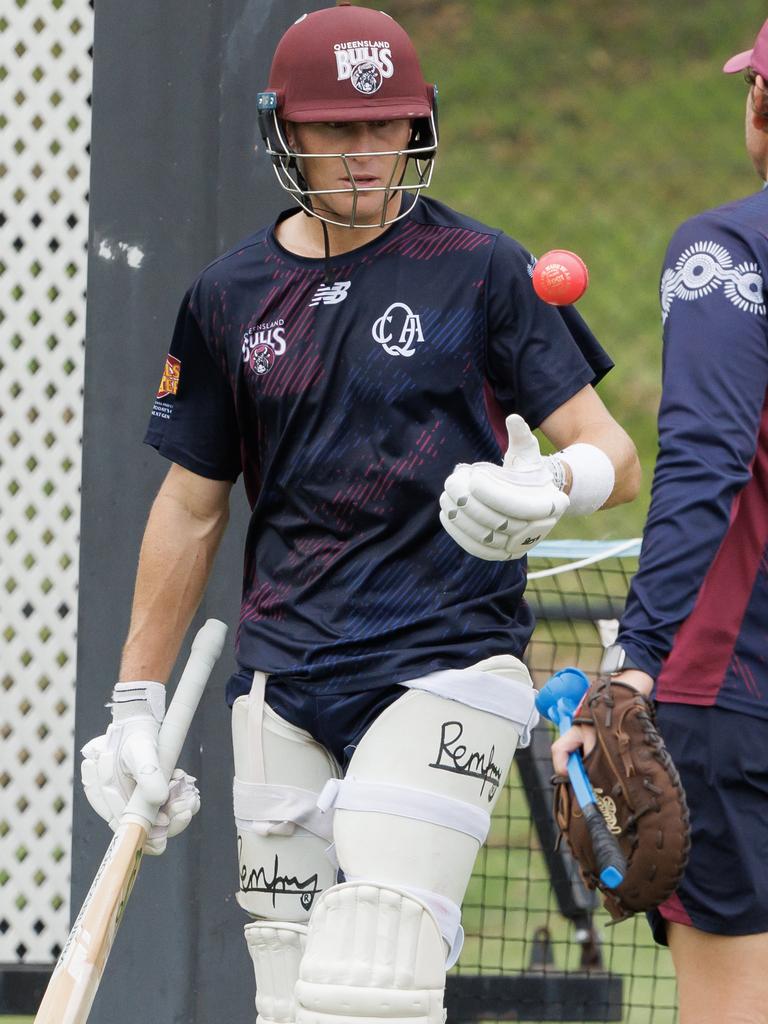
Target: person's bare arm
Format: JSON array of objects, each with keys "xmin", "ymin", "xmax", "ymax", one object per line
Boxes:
[
  {"xmin": 538, "ymin": 384, "xmax": 641, "ymax": 508},
  {"xmin": 119, "ymin": 463, "xmax": 233, "ymax": 682}
]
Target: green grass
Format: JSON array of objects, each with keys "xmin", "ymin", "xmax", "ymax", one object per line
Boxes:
[{"xmin": 366, "ymin": 0, "xmax": 767, "ymax": 537}]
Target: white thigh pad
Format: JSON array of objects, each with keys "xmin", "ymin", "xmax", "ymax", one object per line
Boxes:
[
  {"xmin": 295, "ymin": 881, "xmax": 446, "ymax": 1024},
  {"xmin": 320, "ymin": 659, "xmax": 532, "ymax": 963},
  {"xmin": 233, "ymin": 676, "xmax": 341, "ymax": 922}
]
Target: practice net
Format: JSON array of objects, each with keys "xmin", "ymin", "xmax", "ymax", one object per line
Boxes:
[{"xmin": 446, "ymin": 539, "xmax": 678, "ymax": 1024}]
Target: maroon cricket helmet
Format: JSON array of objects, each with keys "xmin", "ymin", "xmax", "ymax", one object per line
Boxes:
[
  {"xmin": 267, "ymin": 4, "xmax": 434, "ymax": 123},
  {"xmin": 256, "ymin": 5, "xmax": 439, "ymax": 229},
  {"xmin": 723, "ymin": 18, "xmax": 768, "ymax": 78}
]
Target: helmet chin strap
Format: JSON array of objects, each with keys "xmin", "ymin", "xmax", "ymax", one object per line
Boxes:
[
  {"xmin": 315, "ymin": 195, "xmax": 403, "ymax": 284},
  {"xmin": 296, "ymin": 150, "xmax": 413, "ymax": 283},
  {"xmin": 320, "ymin": 219, "xmax": 333, "ymax": 286},
  {"xmin": 293, "ymin": 161, "xmax": 334, "ymax": 285},
  {"xmin": 304, "ymin": 182, "xmax": 396, "ymax": 286}
]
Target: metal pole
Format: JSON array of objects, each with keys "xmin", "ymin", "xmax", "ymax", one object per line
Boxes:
[{"xmin": 75, "ymin": 3, "xmax": 322, "ymax": 1020}]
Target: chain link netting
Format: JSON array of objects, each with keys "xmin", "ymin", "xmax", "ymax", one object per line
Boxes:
[{"xmin": 454, "ymin": 543, "xmax": 679, "ymax": 1023}]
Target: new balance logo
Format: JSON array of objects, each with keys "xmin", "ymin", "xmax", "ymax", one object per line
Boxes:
[{"xmin": 310, "ymin": 281, "xmax": 351, "ymax": 306}]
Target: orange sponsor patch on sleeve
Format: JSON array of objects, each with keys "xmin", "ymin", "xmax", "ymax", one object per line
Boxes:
[{"xmin": 156, "ymin": 354, "xmax": 181, "ymax": 398}]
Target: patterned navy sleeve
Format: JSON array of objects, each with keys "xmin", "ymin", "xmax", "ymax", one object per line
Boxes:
[
  {"xmin": 618, "ymin": 213, "xmax": 768, "ymax": 676},
  {"xmin": 144, "ymin": 287, "xmax": 242, "ymax": 481},
  {"xmin": 485, "ymin": 234, "xmax": 613, "ymax": 427}
]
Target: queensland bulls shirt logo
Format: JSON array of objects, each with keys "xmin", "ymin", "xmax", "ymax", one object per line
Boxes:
[
  {"xmin": 250, "ymin": 344, "xmax": 275, "ymax": 375},
  {"xmin": 242, "ymin": 319, "xmax": 286, "ymax": 376},
  {"xmin": 372, "ymin": 301, "xmax": 425, "ymax": 357}
]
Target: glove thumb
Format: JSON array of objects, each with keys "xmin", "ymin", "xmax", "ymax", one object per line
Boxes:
[
  {"xmin": 120, "ymin": 732, "xmax": 169, "ymax": 805},
  {"xmin": 503, "ymin": 414, "xmax": 542, "ymax": 469}
]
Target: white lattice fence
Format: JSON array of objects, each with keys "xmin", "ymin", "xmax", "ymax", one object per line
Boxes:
[{"xmin": 0, "ymin": 0, "xmax": 92, "ymax": 964}]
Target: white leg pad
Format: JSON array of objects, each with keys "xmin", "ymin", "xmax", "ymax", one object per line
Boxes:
[
  {"xmin": 295, "ymin": 882, "xmax": 446, "ymax": 1024},
  {"xmin": 233, "ymin": 679, "xmax": 341, "ymax": 922},
  {"xmin": 319, "ymin": 659, "xmax": 532, "ymax": 968},
  {"xmin": 332, "ymin": 686, "xmax": 525, "ymax": 912},
  {"xmin": 245, "ymin": 921, "xmax": 307, "ymax": 1024}
]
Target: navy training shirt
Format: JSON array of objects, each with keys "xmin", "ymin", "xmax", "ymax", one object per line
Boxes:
[
  {"xmin": 145, "ymin": 195, "xmax": 613, "ymax": 700},
  {"xmin": 618, "ymin": 189, "xmax": 768, "ymax": 718}
]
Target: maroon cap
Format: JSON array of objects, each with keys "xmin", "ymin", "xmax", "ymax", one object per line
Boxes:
[
  {"xmin": 268, "ymin": 5, "xmax": 432, "ymax": 122},
  {"xmin": 723, "ymin": 17, "xmax": 768, "ymax": 77}
]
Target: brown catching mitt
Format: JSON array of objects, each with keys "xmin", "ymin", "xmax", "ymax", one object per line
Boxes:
[{"xmin": 553, "ymin": 677, "xmax": 691, "ymax": 922}]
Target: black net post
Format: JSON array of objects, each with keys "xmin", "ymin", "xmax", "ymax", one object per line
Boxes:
[{"xmin": 73, "ymin": 3, "xmax": 322, "ymax": 1022}]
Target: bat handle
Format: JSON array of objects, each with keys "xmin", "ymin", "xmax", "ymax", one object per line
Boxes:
[
  {"xmin": 582, "ymin": 801, "xmax": 627, "ymax": 889},
  {"xmin": 121, "ymin": 618, "xmax": 228, "ymax": 830},
  {"xmin": 540, "ymin": 671, "xmax": 627, "ymax": 889}
]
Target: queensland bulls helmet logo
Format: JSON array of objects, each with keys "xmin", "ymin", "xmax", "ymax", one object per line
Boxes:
[
  {"xmin": 334, "ymin": 41, "xmax": 394, "ymax": 96},
  {"xmin": 352, "ymin": 62, "xmax": 382, "ymax": 95}
]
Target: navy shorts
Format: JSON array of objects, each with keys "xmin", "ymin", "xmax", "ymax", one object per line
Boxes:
[
  {"xmin": 228, "ymin": 668, "xmax": 407, "ymax": 768},
  {"xmin": 265, "ymin": 680, "xmax": 409, "ymax": 767},
  {"xmin": 647, "ymin": 702, "xmax": 768, "ymax": 944}
]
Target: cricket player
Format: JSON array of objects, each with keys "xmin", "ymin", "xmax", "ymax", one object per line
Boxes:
[
  {"xmin": 553, "ymin": 18, "xmax": 768, "ymax": 1024},
  {"xmin": 81, "ymin": 5, "xmax": 639, "ymax": 1022}
]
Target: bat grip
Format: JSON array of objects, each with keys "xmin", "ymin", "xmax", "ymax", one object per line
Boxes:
[
  {"xmin": 582, "ymin": 802, "xmax": 626, "ymax": 889},
  {"xmin": 565, "ymin": 731, "xmax": 626, "ymax": 891},
  {"xmin": 121, "ymin": 618, "xmax": 228, "ymax": 830}
]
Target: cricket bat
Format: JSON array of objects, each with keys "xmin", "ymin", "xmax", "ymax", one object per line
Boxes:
[{"xmin": 34, "ymin": 617, "xmax": 228, "ymax": 1024}]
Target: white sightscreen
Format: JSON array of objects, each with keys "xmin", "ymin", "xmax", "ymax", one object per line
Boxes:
[{"xmin": 0, "ymin": 0, "xmax": 92, "ymax": 963}]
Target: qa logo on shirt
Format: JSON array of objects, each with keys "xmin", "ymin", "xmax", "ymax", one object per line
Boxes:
[{"xmin": 372, "ymin": 302, "xmax": 425, "ymax": 357}]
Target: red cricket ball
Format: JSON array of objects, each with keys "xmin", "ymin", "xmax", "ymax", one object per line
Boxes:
[{"xmin": 531, "ymin": 249, "xmax": 589, "ymax": 305}]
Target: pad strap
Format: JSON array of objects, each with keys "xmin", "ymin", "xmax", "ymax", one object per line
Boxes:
[
  {"xmin": 248, "ymin": 670, "xmax": 269, "ymax": 782},
  {"xmin": 317, "ymin": 778, "xmax": 490, "ymax": 844},
  {"xmin": 234, "ymin": 780, "xmax": 335, "ymax": 841},
  {"xmin": 405, "ymin": 666, "xmax": 539, "ymax": 745},
  {"xmin": 236, "ymin": 673, "xmax": 338, "ymax": 841}
]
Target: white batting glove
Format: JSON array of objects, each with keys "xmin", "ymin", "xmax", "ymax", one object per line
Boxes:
[
  {"xmin": 439, "ymin": 414, "xmax": 569, "ymax": 561},
  {"xmin": 81, "ymin": 681, "xmax": 201, "ymax": 855}
]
